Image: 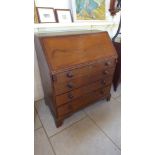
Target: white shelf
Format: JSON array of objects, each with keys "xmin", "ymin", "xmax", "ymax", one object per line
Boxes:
[
  {"xmin": 34, "ymin": 21, "xmax": 114, "ymax": 29},
  {"xmin": 34, "ymin": 21, "xmax": 118, "ymax": 39}
]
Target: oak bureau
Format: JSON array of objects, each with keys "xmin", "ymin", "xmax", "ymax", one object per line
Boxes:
[{"xmin": 34, "ymin": 31, "xmax": 118, "ymax": 127}]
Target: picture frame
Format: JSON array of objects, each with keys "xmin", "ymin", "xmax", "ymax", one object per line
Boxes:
[
  {"xmin": 34, "ymin": 3, "xmax": 39, "ymax": 23},
  {"xmin": 37, "ymin": 7, "xmax": 56, "ymax": 23},
  {"xmin": 55, "ymin": 9, "xmax": 73, "ymax": 23},
  {"xmin": 71, "ymin": 0, "xmax": 106, "ymax": 22}
]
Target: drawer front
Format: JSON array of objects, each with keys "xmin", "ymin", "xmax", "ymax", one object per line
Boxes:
[
  {"xmin": 53, "ymin": 59, "xmax": 116, "ymax": 83},
  {"xmin": 72, "ymin": 86, "xmax": 111, "ymax": 112},
  {"xmin": 55, "ymin": 77, "xmax": 113, "ymax": 107},
  {"xmin": 57, "ymin": 104, "xmax": 71, "ymax": 117},
  {"xmin": 54, "ymin": 67, "xmax": 115, "ymax": 95},
  {"xmin": 56, "ymin": 85, "xmax": 111, "ymax": 118}
]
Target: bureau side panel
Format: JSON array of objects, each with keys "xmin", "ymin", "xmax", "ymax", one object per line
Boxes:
[{"xmin": 34, "ymin": 36, "xmax": 56, "ymax": 116}]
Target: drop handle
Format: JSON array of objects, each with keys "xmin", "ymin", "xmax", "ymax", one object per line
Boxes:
[
  {"xmin": 66, "ymin": 72, "xmax": 74, "ymax": 78},
  {"xmin": 105, "ymin": 61, "xmax": 111, "ymax": 66},
  {"xmin": 68, "ymin": 93, "xmax": 74, "ymax": 99},
  {"xmin": 67, "ymin": 82, "xmax": 74, "ymax": 89},
  {"xmin": 103, "ymin": 70, "xmax": 109, "ymax": 75}
]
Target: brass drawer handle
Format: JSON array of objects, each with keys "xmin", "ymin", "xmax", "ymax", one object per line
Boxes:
[
  {"xmin": 68, "ymin": 93, "xmax": 74, "ymax": 99},
  {"xmin": 105, "ymin": 61, "xmax": 111, "ymax": 66},
  {"xmin": 66, "ymin": 72, "xmax": 74, "ymax": 78},
  {"xmin": 103, "ymin": 70, "xmax": 109, "ymax": 75},
  {"xmin": 67, "ymin": 82, "xmax": 74, "ymax": 89}
]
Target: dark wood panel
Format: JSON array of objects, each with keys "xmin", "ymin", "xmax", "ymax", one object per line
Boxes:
[
  {"xmin": 35, "ymin": 31, "xmax": 117, "ymax": 127},
  {"xmin": 57, "ymin": 104, "xmax": 71, "ymax": 117},
  {"xmin": 40, "ymin": 31, "xmax": 117, "ymax": 71},
  {"xmin": 56, "ymin": 86, "xmax": 111, "ymax": 118},
  {"xmin": 56, "ymin": 77, "xmax": 113, "ymax": 106},
  {"xmin": 72, "ymin": 85, "xmax": 111, "ymax": 112},
  {"xmin": 53, "ymin": 60, "xmax": 116, "ymax": 83},
  {"xmin": 113, "ymin": 42, "xmax": 121, "ymax": 91},
  {"xmin": 34, "ymin": 36, "xmax": 56, "ymax": 116},
  {"xmin": 54, "ymin": 67, "xmax": 115, "ymax": 95}
]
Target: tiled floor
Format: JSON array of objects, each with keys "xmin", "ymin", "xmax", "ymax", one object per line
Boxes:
[{"xmin": 34, "ymin": 85, "xmax": 121, "ymax": 155}]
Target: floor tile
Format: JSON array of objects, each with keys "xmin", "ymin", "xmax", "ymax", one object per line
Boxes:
[
  {"xmin": 35, "ymin": 99, "xmax": 86, "ymax": 137},
  {"xmin": 34, "ymin": 113, "xmax": 42, "ymax": 130},
  {"xmin": 84, "ymin": 99, "xmax": 121, "ymax": 149},
  {"xmin": 111, "ymin": 84, "xmax": 121, "ymax": 99},
  {"xmin": 34, "ymin": 128, "xmax": 55, "ymax": 155},
  {"xmin": 50, "ymin": 117, "xmax": 120, "ymax": 155},
  {"xmin": 116, "ymin": 95, "xmax": 121, "ymax": 103}
]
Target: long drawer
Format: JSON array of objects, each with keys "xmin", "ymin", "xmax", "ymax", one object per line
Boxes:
[
  {"xmin": 53, "ymin": 58, "xmax": 116, "ymax": 83},
  {"xmin": 54, "ymin": 67, "xmax": 115, "ymax": 95},
  {"xmin": 72, "ymin": 85, "xmax": 111, "ymax": 112},
  {"xmin": 57, "ymin": 86, "xmax": 111, "ymax": 118},
  {"xmin": 55, "ymin": 77, "xmax": 113, "ymax": 106}
]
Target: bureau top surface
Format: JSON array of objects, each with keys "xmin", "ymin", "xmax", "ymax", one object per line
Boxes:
[{"xmin": 38, "ymin": 31, "xmax": 117, "ymax": 72}]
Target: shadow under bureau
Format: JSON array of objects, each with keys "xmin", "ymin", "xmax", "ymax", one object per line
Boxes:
[{"xmin": 35, "ymin": 31, "xmax": 118, "ymax": 127}]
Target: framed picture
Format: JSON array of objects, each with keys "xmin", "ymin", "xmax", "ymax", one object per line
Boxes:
[
  {"xmin": 34, "ymin": 3, "xmax": 39, "ymax": 23},
  {"xmin": 71, "ymin": 0, "xmax": 106, "ymax": 22},
  {"xmin": 37, "ymin": 7, "xmax": 56, "ymax": 23},
  {"xmin": 55, "ymin": 9, "xmax": 73, "ymax": 23}
]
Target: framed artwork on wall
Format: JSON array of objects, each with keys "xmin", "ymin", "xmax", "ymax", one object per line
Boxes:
[
  {"xmin": 55, "ymin": 9, "xmax": 73, "ymax": 23},
  {"xmin": 37, "ymin": 7, "xmax": 56, "ymax": 23},
  {"xmin": 71, "ymin": 0, "xmax": 106, "ymax": 22},
  {"xmin": 34, "ymin": 3, "xmax": 39, "ymax": 23}
]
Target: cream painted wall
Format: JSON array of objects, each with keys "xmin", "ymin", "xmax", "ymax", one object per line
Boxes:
[
  {"xmin": 34, "ymin": 0, "xmax": 120, "ymax": 37},
  {"xmin": 35, "ymin": 0, "xmax": 70, "ymax": 9},
  {"xmin": 35, "ymin": 0, "xmax": 117, "ymax": 22},
  {"xmin": 34, "ymin": 49, "xmax": 44, "ymax": 101}
]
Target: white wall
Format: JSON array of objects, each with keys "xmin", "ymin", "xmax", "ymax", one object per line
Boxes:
[
  {"xmin": 35, "ymin": 0, "xmax": 70, "ymax": 9},
  {"xmin": 34, "ymin": 49, "xmax": 44, "ymax": 101},
  {"xmin": 35, "ymin": 0, "xmax": 118, "ymax": 22}
]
